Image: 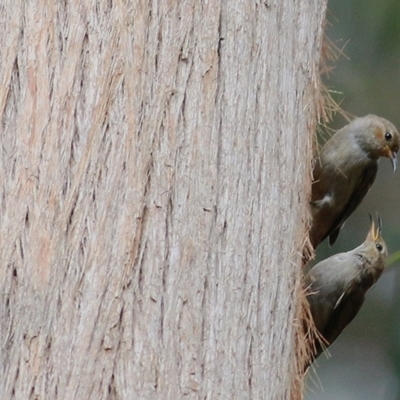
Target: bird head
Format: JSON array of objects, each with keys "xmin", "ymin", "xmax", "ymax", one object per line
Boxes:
[
  {"xmin": 354, "ymin": 115, "xmax": 399, "ymax": 172},
  {"xmin": 378, "ymin": 124, "xmax": 399, "ymax": 172},
  {"xmin": 363, "ymin": 215, "xmax": 388, "ymax": 268}
]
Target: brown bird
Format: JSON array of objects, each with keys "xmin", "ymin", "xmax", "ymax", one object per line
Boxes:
[
  {"xmin": 310, "ymin": 115, "xmax": 399, "ymax": 249},
  {"xmin": 305, "ymin": 217, "xmax": 387, "ymax": 362}
]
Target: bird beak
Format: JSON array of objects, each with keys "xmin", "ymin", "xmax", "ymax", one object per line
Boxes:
[
  {"xmin": 367, "ymin": 215, "xmax": 380, "ymax": 241},
  {"xmin": 389, "ymin": 150, "xmax": 397, "ymax": 172}
]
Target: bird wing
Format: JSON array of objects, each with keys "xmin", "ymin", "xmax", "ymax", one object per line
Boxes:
[
  {"xmin": 328, "ymin": 163, "xmax": 378, "ymax": 246},
  {"xmin": 306, "ymin": 255, "xmax": 364, "ymax": 358},
  {"xmin": 321, "ymin": 280, "xmax": 365, "ymax": 345}
]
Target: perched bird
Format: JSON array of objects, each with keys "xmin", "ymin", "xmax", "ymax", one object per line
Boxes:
[
  {"xmin": 310, "ymin": 115, "xmax": 399, "ymax": 249},
  {"xmin": 305, "ymin": 217, "xmax": 387, "ymax": 362}
]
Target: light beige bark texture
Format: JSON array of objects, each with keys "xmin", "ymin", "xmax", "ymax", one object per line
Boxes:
[{"xmin": 0, "ymin": 0, "xmax": 327, "ymax": 399}]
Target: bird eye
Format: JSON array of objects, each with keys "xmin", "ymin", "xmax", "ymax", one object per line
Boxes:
[
  {"xmin": 385, "ymin": 132, "xmax": 393, "ymax": 141},
  {"xmin": 376, "ymin": 243, "xmax": 383, "ymax": 252}
]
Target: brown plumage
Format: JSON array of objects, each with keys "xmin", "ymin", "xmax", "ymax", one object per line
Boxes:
[
  {"xmin": 310, "ymin": 115, "xmax": 399, "ymax": 249},
  {"xmin": 305, "ymin": 218, "xmax": 387, "ymax": 363}
]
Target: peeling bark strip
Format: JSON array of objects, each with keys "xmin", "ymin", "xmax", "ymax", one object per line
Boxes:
[{"xmin": 0, "ymin": 1, "xmax": 327, "ymax": 399}]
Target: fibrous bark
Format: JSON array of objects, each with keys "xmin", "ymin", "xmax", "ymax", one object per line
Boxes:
[{"xmin": 0, "ymin": 1, "xmax": 327, "ymax": 399}]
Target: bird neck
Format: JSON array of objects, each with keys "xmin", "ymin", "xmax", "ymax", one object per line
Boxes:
[{"xmin": 355, "ymin": 252, "xmax": 384, "ymax": 288}]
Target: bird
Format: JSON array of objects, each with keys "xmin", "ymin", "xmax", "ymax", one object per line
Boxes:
[
  {"xmin": 304, "ymin": 217, "xmax": 388, "ymax": 363},
  {"xmin": 310, "ymin": 114, "xmax": 399, "ymax": 249}
]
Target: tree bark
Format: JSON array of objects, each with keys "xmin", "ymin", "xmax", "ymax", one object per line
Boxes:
[{"xmin": 0, "ymin": 0, "xmax": 327, "ymax": 399}]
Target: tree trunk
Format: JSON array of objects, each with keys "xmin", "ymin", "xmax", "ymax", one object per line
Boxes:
[{"xmin": 0, "ymin": 1, "xmax": 327, "ymax": 399}]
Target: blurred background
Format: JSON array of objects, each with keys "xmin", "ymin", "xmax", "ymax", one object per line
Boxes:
[
  {"xmin": 306, "ymin": 1, "xmax": 400, "ymax": 399},
  {"xmin": 305, "ymin": 0, "xmax": 400, "ymax": 400}
]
